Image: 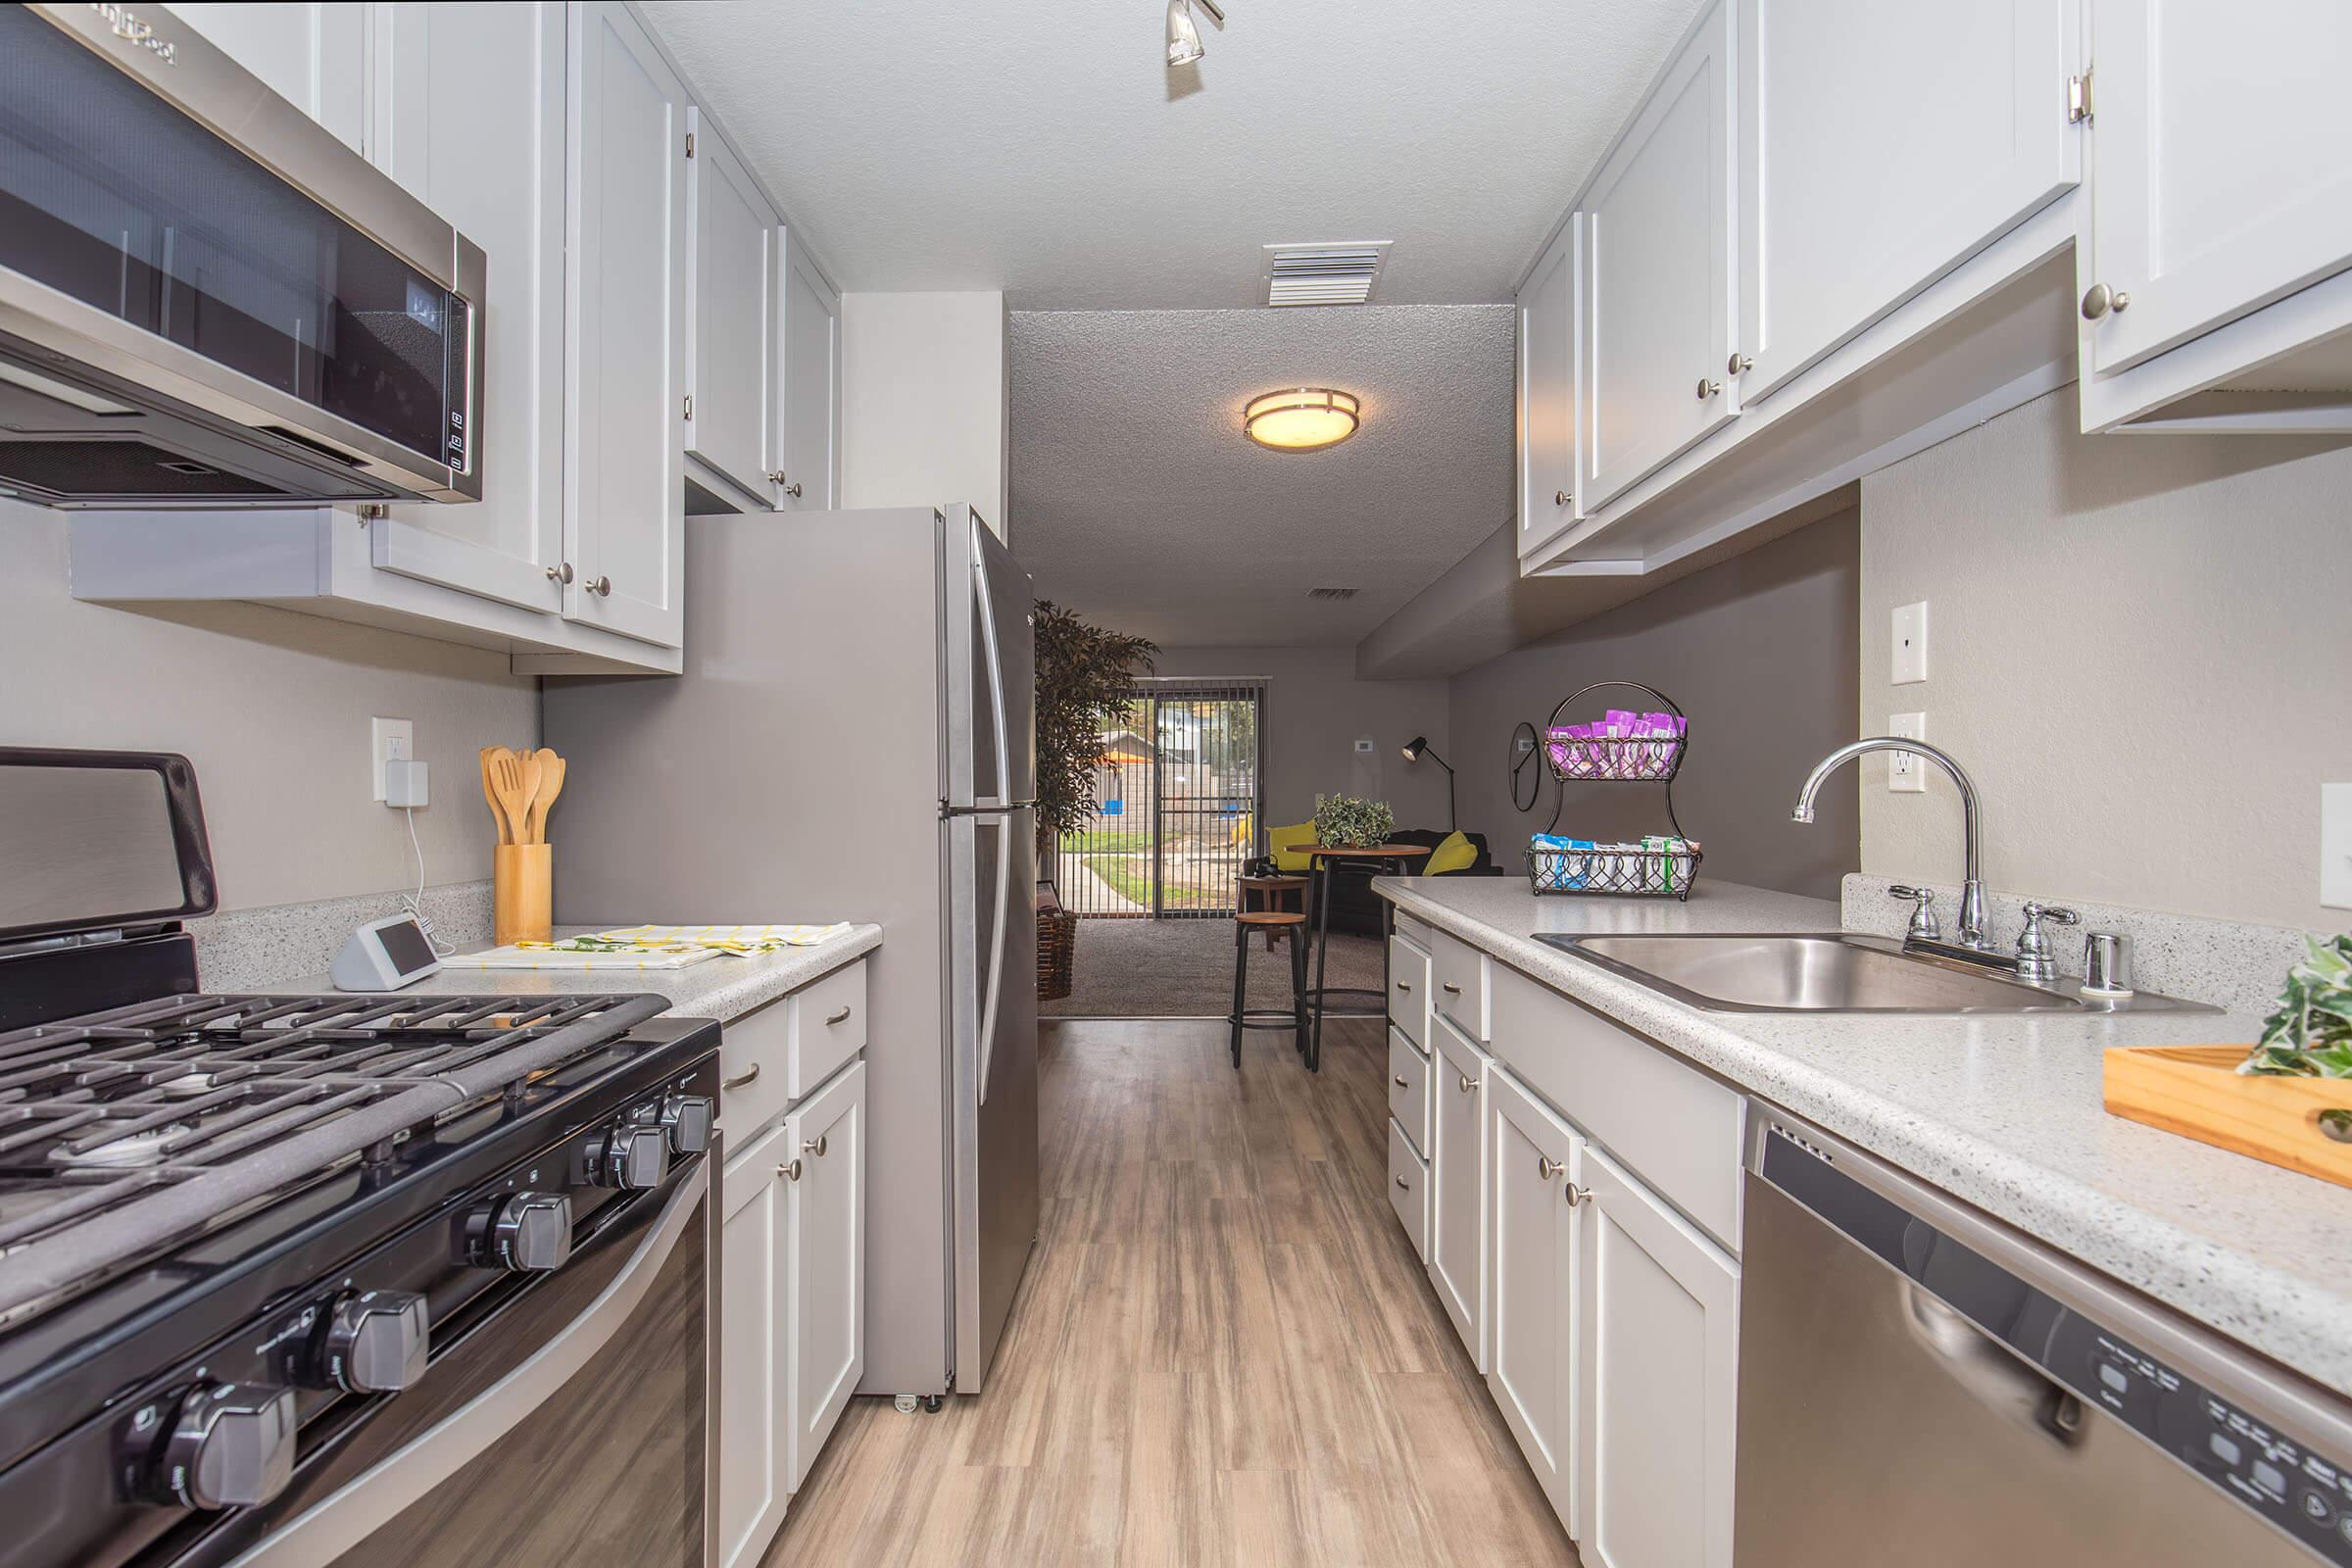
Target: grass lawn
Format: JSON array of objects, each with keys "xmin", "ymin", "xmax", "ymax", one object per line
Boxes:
[
  {"xmin": 1086, "ymin": 856, "xmax": 1228, "ymax": 910},
  {"xmin": 1060, "ymin": 830, "xmax": 1154, "ymax": 855}
]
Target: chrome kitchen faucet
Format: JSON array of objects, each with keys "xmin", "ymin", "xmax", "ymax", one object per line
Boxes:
[{"xmin": 1792, "ymin": 737, "xmax": 1990, "ymax": 953}]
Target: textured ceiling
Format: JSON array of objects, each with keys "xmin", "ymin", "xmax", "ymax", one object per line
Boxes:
[
  {"xmin": 641, "ymin": 0, "xmax": 1703, "ymax": 308},
  {"xmin": 1009, "ymin": 306, "xmax": 1514, "ymax": 646}
]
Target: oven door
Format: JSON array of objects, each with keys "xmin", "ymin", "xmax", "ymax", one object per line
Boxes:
[{"xmin": 208, "ymin": 1156, "xmax": 714, "ymax": 1568}]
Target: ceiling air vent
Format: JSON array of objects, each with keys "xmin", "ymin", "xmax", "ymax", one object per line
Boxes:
[
  {"xmin": 1307, "ymin": 586, "xmax": 1360, "ymax": 601},
  {"xmin": 1262, "ymin": 242, "xmax": 1392, "ymax": 307}
]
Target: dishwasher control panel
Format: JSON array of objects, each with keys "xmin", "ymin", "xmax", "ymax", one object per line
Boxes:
[{"xmin": 2050, "ymin": 1315, "xmax": 2352, "ymax": 1565}]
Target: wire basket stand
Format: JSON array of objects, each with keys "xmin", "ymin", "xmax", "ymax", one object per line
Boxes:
[{"xmin": 1528, "ymin": 679, "xmax": 1701, "ymax": 900}]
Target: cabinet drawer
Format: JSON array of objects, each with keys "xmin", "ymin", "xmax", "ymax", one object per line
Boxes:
[
  {"xmin": 1431, "ymin": 929, "xmax": 1490, "ymax": 1041},
  {"xmin": 1389, "ymin": 932, "xmax": 1431, "ymax": 1050},
  {"xmin": 1490, "ymin": 963, "xmax": 1745, "ymax": 1253},
  {"xmin": 717, "ymin": 957, "xmax": 869, "ymax": 1140},
  {"xmin": 1388, "ymin": 1025, "xmax": 1431, "ymax": 1156},
  {"xmin": 719, "ymin": 1003, "xmax": 793, "ymax": 1142},
  {"xmin": 1388, "ymin": 1116, "xmax": 1430, "ymax": 1262},
  {"xmin": 783, "ymin": 960, "xmax": 867, "ymax": 1100}
]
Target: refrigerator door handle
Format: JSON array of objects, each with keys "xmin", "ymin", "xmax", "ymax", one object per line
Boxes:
[
  {"xmin": 941, "ymin": 800, "xmax": 1037, "ymax": 819},
  {"xmin": 970, "ymin": 528, "xmax": 1015, "ymax": 808},
  {"xmin": 976, "ymin": 811, "xmax": 1013, "ymax": 1107}
]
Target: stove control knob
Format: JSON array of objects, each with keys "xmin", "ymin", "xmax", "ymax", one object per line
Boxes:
[
  {"xmin": 153, "ymin": 1382, "xmax": 297, "ymax": 1509},
  {"xmin": 590, "ymin": 1122, "xmax": 671, "ymax": 1190},
  {"xmin": 465, "ymin": 1191, "xmax": 573, "ymax": 1272},
  {"xmin": 657, "ymin": 1093, "xmax": 715, "ymax": 1155},
  {"xmin": 320, "ymin": 1290, "xmax": 429, "ymax": 1393}
]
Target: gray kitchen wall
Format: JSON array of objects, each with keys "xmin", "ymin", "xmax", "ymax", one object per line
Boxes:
[
  {"xmin": 1446, "ymin": 511, "xmax": 1862, "ymax": 900},
  {"xmin": 0, "ymin": 499, "xmax": 539, "ymax": 912},
  {"xmin": 1860, "ymin": 391, "xmax": 2352, "ymax": 933},
  {"xmin": 1148, "ymin": 646, "xmax": 1455, "ymax": 832}
]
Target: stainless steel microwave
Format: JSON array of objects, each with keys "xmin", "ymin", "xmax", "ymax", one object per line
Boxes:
[{"xmin": 0, "ymin": 3, "xmax": 483, "ymax": 508}]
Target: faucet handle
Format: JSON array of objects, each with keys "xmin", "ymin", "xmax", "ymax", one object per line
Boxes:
[
  {"xmin": 2015, "ymin": 903, "xmax": 2080, "ymax": 981},
  {"xmin": 1887, "ymin": 884, "xmax": 1940, "ymax": 943}
]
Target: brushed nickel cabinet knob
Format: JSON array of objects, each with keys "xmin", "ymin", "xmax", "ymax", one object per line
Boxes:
[
  {"xmin": 1554, "ymin": 489, "xmax": 1570, "ymax": 507},
  {"xmin": 589, "ymin": 575, "xmax": 612, "ymax": 597},
  {"xmin": 1728, "ymin": 352, "xmax": 1753, "ymax": 375},
  {"xmin": 1695, "ymin": 377, "xmax": 1723, "ymax": 401},
  {"xmin": 545, "ymin": 562, "xmax": 573, "ymax": 584},
  {"xmin": 2081, "ymin": 282, "xmax": 2131, "ymax": 319}
]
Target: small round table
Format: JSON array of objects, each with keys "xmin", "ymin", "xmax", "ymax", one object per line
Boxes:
[{"xmin": 1295, "ymin": 842, "xmax": 1430, "ymax": 1072}]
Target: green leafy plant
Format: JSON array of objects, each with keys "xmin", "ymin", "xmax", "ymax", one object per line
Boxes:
[
  {"xmin": 1313, "ymin": 793, "xmax": 1395, "ymax": 850},
  {"xmin": 2240, "ymin": 933, "xmax": 2352, "ymax": 1081},
  {"xmin": 1033, "ymin": 601, "xmax": 1156, "ymax": 857}
]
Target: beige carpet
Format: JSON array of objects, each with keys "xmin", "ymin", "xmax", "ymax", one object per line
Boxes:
[{"xmin": 1042, "ymin": 917, "xmax": 1387, "ymax": 1018}]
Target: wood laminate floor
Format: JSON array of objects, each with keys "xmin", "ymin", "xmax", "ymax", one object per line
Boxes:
[{"xmin": 765, "ymin": 1015, "xmax": 1577, "ymax": 1567}]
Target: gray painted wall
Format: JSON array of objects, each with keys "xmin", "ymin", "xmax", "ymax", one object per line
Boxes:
[
  {"xmin": 1861, "ymin": 391, "xmax": 2352, "ymax": 933},
  {"xmin": 1149, "ymin": 646, "xmax": 1455, "ymax": 833},
  {"xmin": 1444, "ymin": 511, "xmax": 1862, "ymax": 900},
  {"xmin": 1, "ymin": 498, "xmax": 539, "ymax": 912}
]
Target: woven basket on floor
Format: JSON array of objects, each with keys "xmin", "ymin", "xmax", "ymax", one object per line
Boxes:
[{"xmin": 1037, "ymin": 905, "xmax": 1078, "ymax": 1001}]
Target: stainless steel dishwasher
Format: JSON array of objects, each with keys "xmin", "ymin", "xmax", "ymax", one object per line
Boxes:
[{"xmin": 1736, "ymin": 1104, "xmax": 2352, "ymax": 1566}]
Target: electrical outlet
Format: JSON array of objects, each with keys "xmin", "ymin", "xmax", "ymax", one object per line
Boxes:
[
  {"xmin": 2325, "ymin": 783, "xmax": 2352, "ymax": 910},
  {"xmin": 1891, "ymin": 601, "xmax": 1930, "ymax": 685},
  {"xmin": 370, "ymin": 717, "xmax": 414, "ymax": 802},
  {"xmin": 1887, "ymin": 712, "xmax": 1927, "ymax": 793}
]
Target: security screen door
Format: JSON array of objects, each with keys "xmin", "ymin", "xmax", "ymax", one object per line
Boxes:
[{"xmin": 1057, "ymin": 682, "xmax": 1262, "ymax": 918}]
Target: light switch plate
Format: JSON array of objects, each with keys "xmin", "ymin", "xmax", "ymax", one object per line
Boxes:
[
  {"xmin": 2325, "ymin": 783, "xmax": 2352, "ymax": 910},
  {"xmin": 1354, "ymin": 737, "xmax": 1374, "ymax": 754},
  {"xmin": 1891, "ymin": 601, "xmax": 1929, "ymax": 685},
  {"xmin": 1887, "ymin": 712, "xmax": 1927, "ymax": 793},
  {"xmin": 370, "ymin": 717, "xmax": 414, "ymax": 802}
]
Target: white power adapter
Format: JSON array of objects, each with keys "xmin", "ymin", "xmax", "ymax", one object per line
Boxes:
[{"xmin": 383, "ymin": 758, "xmax": 430, "ymax": 808}]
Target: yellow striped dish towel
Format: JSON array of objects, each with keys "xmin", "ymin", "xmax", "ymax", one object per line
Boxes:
[{"xmin": 442, "ymin": 923, "xmax": 856, "ymax": 970}]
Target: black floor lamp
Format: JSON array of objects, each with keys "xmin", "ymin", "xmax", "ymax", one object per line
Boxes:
[{"xmin": 1400, "ymin": 736, "xmax": 1455, "ymax": 831}]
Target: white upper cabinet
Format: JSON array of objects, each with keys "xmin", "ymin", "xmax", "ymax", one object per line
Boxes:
[
  {"xmin": 1582, "ymin": 0, "xmax": 1738, "ymax": 513},
  {"xmin": 1577, "ymin": 1145, "xmax": 1740, "ymax": 1568},
  {"xmin": 164, "ymin": 3, "xmax": 368, "ymax": 154},
  {"xmin": 565, "ymin": 0, "xmax": 688, "ymax": 648},
  {"xmin": 363, "ymin": 2, "xmax": 568, "ymax": 615},
  {"xmin": 1735, "ymin": 0, "xmax": 2077, "ymax": 404},
  {"xmin": 777, "ymin": 237, "xmax": 843, "ymax": 512},
  {"xmin": 2083, "ymin": 0, "xmax": 2352, "ymax": 373},
  {"xmin": 1516, "ymin": 219, "xmax": 1581, "ymax": 561},
  {"xmin": 688, "ymin": 112, "xmax": 784, "ymax": 505}
]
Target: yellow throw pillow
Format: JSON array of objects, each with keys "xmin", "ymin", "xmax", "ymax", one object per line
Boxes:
[
  {"xmin": 1268, "ymin": 821, "xmax": 1317, "ymax": 873},
  {"xmin": 1422, "ymin": 830, "xmax": 1477, "ymax": 876}
]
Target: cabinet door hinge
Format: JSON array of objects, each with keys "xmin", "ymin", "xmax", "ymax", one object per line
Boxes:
[
  {"xmin": 682, "ymin": 394, "xmax": 694, "ymax": 420},
  {"xmin": 2067, "ymin": 71, "xmax": 2092, "ymax": 124},
  {"xmin": 685, "ymin": 131, "xmax": 696, "ymax": 158}
]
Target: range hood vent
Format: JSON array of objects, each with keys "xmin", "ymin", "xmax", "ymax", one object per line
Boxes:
[{"xmin": 1262, "ymin": 242, "xmax": 1392, "ymax": 307}]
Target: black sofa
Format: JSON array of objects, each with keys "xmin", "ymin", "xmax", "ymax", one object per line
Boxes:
[{"xmin": 1311, "ymin": 827, "xmax": 1504, "ymax": 938}]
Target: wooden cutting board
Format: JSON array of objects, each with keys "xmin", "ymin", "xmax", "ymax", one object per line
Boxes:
[{"xmin": 2105, "ymin": 1045, "xmax": 2352, "ymax": 1190}]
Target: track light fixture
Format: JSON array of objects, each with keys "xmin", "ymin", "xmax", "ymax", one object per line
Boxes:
[{"xmin": 1166, "ymin": 0, "xmax": 1225, "ymax": 69}]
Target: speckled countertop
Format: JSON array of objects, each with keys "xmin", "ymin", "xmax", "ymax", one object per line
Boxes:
[
  {"xmin": 275, "ymin": 925, "xmax": 882, "ymax": 1024},
  {"xmin": 1376, "ymin": 875, "xmax": 2352, "ymax": 1397}
]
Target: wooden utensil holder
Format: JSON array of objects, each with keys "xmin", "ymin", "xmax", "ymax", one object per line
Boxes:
[{"xmin": 495, "ymin": 843, "xmax": 553, "ymax": 947}]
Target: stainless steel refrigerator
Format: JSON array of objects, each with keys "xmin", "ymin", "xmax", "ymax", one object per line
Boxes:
[{"xmin": 543, "ymin": 504, "xmax": 1040, "ymax": 1399}]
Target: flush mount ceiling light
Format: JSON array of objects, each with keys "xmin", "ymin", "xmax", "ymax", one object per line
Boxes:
[
  {"xmin": 1244, "ymin": 387, "xmax": 1359, "ymax": 452},
  {"xmin": 1166, "ymin": 0, "xmax": 1224, "ymax": 68}
]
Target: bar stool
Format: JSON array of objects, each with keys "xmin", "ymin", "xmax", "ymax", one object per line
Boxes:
[
  {"xmin": 1237, "ymin": 872, "xmax": 1309, "ymax": 953},
  {"xmin": 1228, "ymin": 909, "xmax": 1309, "ymax": 1069}
]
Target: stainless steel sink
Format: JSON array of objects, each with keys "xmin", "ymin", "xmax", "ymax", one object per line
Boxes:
[{"xmin": 1539, "ymin": 931, "xmax": 2216, "ymax": 1014}]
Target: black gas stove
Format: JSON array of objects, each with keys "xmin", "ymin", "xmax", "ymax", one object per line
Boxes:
[{"xmin": 0, "ymin": 750, "xmax": 721, "ymax": 1568}]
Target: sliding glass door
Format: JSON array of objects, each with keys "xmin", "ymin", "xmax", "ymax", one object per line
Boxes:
[{"xmin": 1056, "ymin": 681, "xmax": 1262, "ymax": 918}]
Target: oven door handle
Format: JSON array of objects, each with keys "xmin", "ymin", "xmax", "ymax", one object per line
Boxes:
[{"xmin": 222, "ymin": 1157, "xmax": 710, "ymax": 1568}]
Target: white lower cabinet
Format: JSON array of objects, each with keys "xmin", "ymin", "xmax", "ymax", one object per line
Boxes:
[
  {"xmin": 1485, "ymin": 1063, "xmax": 1584, "ymax": 1535},
  {"xmin": 1577, "ymin": 1144, "xmax": 1740, "ymax": 1568},
  {"xmin": 1428, "ymin": 1015, "xmax": 1489, "ymax": 1371},
  {"xmin": 714, "ymin": 1022, "xmax": 867, "ymax": 1568},
  {"xmin": 718, "ymin": 1120, "xmax": 790, "ymax": 1568},
  {"xmin": 781, "ymin": 1059, "xmax": 865, "ymax": 1492}
]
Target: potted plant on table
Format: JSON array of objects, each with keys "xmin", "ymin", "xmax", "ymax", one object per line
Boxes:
[
  {"xmin": 1032, "ymin": 601, "xmax": 1156, "ymax": 999},
  {"xmin": 1312, "ymin": 793, "xmax": 1396, "ymax": 849}
]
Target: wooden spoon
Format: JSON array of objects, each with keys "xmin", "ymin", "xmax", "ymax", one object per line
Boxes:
[
  {"xmin": 479, "ymin": 746, "xmax": 514, "ymax": 845},
  {"xmin": 524, "ymin": 750, "xmax": 565, "ymax": 844},
  {"xmin": 488, "ymin": 750, "xmax": 532, "ymax": 846},
  {"xmin": 516, "ymin": 749, "xmax": 545, "ymax": 842}
]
